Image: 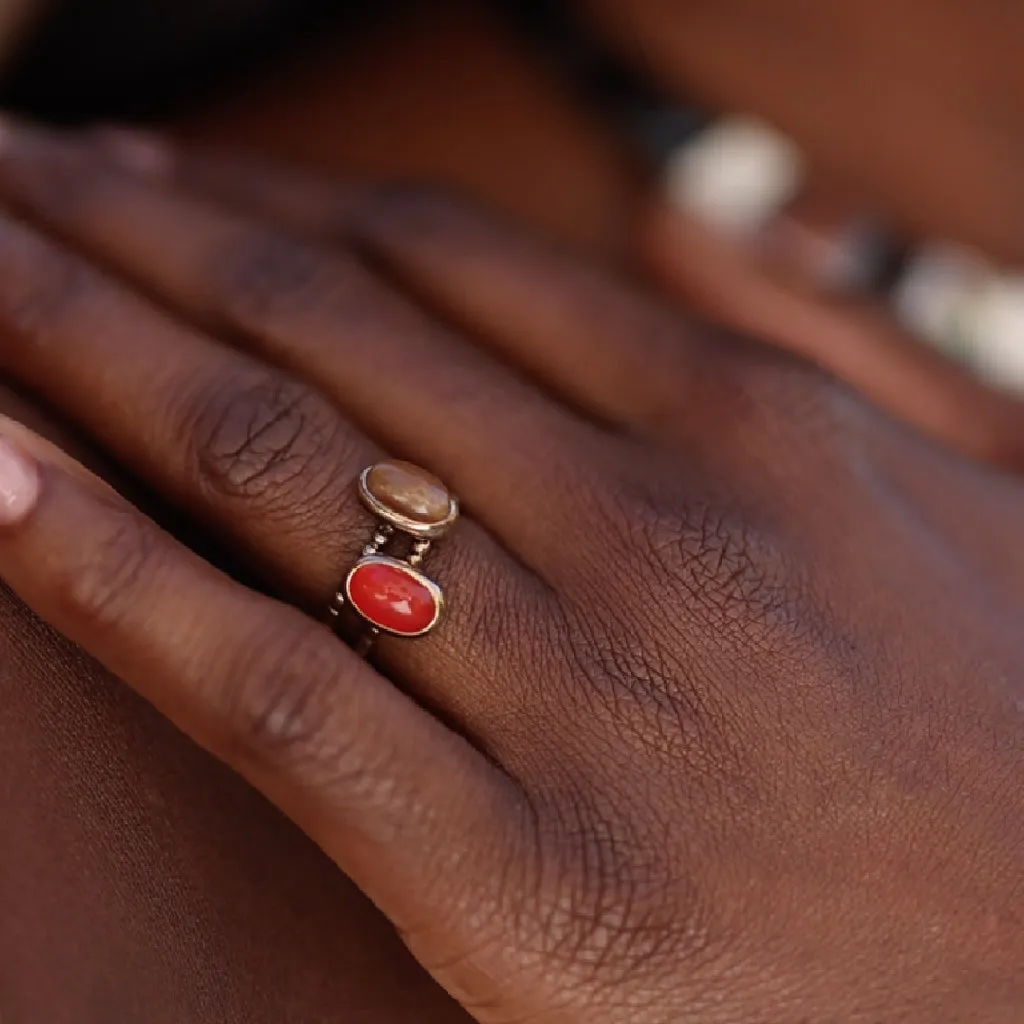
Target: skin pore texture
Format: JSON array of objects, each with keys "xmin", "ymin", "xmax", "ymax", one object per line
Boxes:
[
  {"xmin": 0, "ymin": 7, "xmax": 613, "ymax": 1022},
  {"xmin": 0, "ymin": 117, "xmax": 1018, "ymax": 1022},
  {"xmin": 2, "ymin": 3, "xmax": 1024, "ymax": 1022}
]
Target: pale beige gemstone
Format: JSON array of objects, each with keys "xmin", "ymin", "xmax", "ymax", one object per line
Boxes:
[{"xmin": 366, "ymin": 461, "xmax": 451, "ymax": 524}]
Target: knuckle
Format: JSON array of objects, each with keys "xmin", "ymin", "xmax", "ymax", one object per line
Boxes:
[
  {"xmin": 0, "ymin": 237, "xmax": 97, "ymax": 341},
  {"xmin": 214, "ymin": 620, "xmax": 344, "ymax": 773},
  {"xmin": 703, "ymin": 339, "xmax": 856, "ymax": 464},
  {"xmin": 186, "ymin": 370, "xmax": 357, "ymax": 516},
  {"xmin": 518, "ymin": 798, "xmax": 703, "ymax": 982},
  {"xmin": 214, "ymin": 620, "xmax": 415, "ymax": 840},
  {"xmin": 213, "ymin": 227, "xmax": 352, "ymax": 324},
  {"xmin": 54, "ymin": 503, "xmax": 158, "ymax": 630},
  {"xmin": 607, "ymin": 472, "xmax": 798, "ymax": 634}
]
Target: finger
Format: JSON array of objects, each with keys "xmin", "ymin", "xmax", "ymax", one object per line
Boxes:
[
  {"xmin": 0, "ymin": 419, "xmax": 522, "ymax": 974},
  {"xmin": 0, "ymin": 193, "xmax": 549, "ymax": 740},
  {"xmin": 0, "ymin": 204, "xmax": 373, "ymax": 604},
  {"xmin": 99, "ymin": 132, "xmax": 1024, "ymax": 468},
  {"xmin": 90, "ymin": 130, "xmax": 716, "ymax": 438},
  {"xmin": 0, "ymin": 122, "xmax": 598, "ymax": 567},
  {"xmin": 89, "ymin": 127, "xmax": 357, "ymax": 240},
  {"xmin": 640, "ymin": 198, "xmax": 1024, "ymax": 470}
]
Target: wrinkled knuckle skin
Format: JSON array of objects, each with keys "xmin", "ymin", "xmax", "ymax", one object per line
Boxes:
[
  {"xmin": 187, "ymin": 372, "xmax": 356, "ymax": 518},
  {"xmin": 609, "ymin": 477, "xmax": 799, "ymax": 636},
  {"xmin": 54, "ymin": 503, "xmax": 159, "ymax": 631},
  {"xmin": 437, "ymin": 540, "xmax": 514, "ymax": 659},
  {"xmin": 513, "ymin": 798, "xmax": 708, "ymax": 992}
]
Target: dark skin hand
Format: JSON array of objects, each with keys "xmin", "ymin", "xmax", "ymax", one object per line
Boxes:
[
  {"xmin": 0, "ymin": 13, "xmax": 643, "ymax": 1017},
  {"xmin": 0, "ymin": 10, "xmax": 640, "ymax": 1015},
  {"xmin": 638, "ymin": 198, "xmax": 1024, "ymax": 472},
  {"xmin": 0, "ymin": 399, "xmax": 470, "ymax": 1024},
  {"xmin": 581, "ymin": 0, "xmax": 1024, "ymax": 266},
  {"xmin": 570, "ymin": 0, "xmax": 1024, "ymax": 467},
  {"xmin": 0, "ymin": 124, "xmax": 1022, "ymax": 1021}
]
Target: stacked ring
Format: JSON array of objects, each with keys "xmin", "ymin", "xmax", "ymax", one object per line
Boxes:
[{"xmin": 329, "ymin": 460, "xmax": 458, "ymax": 650}]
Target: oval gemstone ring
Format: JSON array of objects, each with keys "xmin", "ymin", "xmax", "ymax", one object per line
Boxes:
[{"xmin": 329, "ymin": 460, "xmax": 458, "ymax": 647}]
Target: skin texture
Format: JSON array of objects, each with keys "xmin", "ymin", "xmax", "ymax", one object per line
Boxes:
[
  {"xmin": 0, "ymin": 11, "xmax": 641, "ymax": 1019},
  {"xmin": 0, "ymin": 397, "xmax": 471, "ymax": 1024},
  {"xmin": 143, "ymin": 0, "xmax": 1024, "ymax": 473},
  {"xmin": 0, "ymin": 126, "xmax": 1021, "ymax": 1021},
  {"xmin": 173, "ymin": 0, "xmax": 1024, "ymax": 467},
  {"xmin": 0, "ymin": 5, "xmax": 1021, "ymax": 1021}
]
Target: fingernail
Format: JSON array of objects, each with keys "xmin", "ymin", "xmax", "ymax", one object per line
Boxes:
[
  {"xmin": 94, "ymin": 127, "xmax": 173, "ymax": 179},
  {"xmin": 0, "ymin": 433, "xmax": 39, "ymax": 525}
]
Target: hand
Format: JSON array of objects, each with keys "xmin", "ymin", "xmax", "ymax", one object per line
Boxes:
[
  {"xmin": 638, "ymin": 192, "xmax": 1024, "ymax": 472},
  {"xmin": 581, "ymin": 0, "xmax": 1024, "ymax": 266},
  {"xmin": 0, "ymin": 124, "xmax": 1020, "ymax": 1022},
  {"xmin": 0, "ymin": 407, "xmax": 468, "ymax": 1024}
]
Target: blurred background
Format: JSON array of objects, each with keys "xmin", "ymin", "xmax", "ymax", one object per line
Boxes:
[{"xmin": 0, "ymin": 0, "xmax": 1022, "ymax": 405}]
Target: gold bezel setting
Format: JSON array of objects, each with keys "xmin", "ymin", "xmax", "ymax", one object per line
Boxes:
[
  {"xmin": 344, "ymin": 555, "xmax": 446, "ymax": 638},
  {"xmin": 358, "ymin": 466, "xmax": 459, "ymax": 539}
]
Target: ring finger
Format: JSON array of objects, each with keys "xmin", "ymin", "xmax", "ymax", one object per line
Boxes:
[
  {"xmin": 0, "ymin": 122, "xmax": 604, "ymax": 566},
  {"xmin": 0, "ymin": 164, "xmax": 555, "ymax": 742}
]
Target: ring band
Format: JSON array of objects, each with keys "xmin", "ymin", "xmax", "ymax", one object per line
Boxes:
[{"xmin": 329, "ymin": 460, "xmax": 458, "ymax": 648}]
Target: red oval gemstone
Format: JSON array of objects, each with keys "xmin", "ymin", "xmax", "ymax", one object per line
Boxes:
[{"xmin": 346, "ymin": 560, "xmax": 440, "ymax": 636}]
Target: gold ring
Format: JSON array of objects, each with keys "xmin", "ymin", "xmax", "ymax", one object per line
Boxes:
[{"xmin": 329, "ymin": 460, "xmax": 457, "ymax": 648}]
